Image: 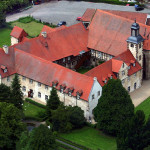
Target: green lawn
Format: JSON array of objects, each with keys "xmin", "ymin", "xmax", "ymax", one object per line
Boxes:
[
  {"xmin": 23, "ymin": 101, "xmax": 45, "ymax": 118},
  {"xmin": 11, "ymin": 21, "xmax": 43, "ymax": 37},
  {"xmin": 0, "ymin": 28, "xmax": 11, "ymax": 48},
  {"xmin": 76, "ymin": 68, "xmax": 92, "ymax": 74},
  {"xmin": 60, "ymin": 126, "xmax": 117, "ymax": 150},
  {"xmin": 135, "ymin": 97, "xmax": 150, "ymax": 120}
]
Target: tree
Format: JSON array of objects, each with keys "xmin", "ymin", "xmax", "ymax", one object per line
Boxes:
[
  {"xmin": 94, "ymin": 79, "xmax": 134, "ymax": 136},
  {"xmin": 0, "ymin": 5, "xmax": 6, "ymax": 28},
  {"xmin": 46, "ymin": 87, "xmax": 60, "ymax": 112},
  {"xmin": 0, "ymin": 83, "xmax": 12, "ymax": 103},
  {"xmin": 117, "ymin": 110, "xmax": 148, "ymax": 150},
  {"xmin": 17, "ymin": 125, "xmax": 57, "ymax": 150},
  {"xmin": 0, "ymin": 102, "xmax": 25, "ymax": 150},
  {"xmin": 11, "ymin": 74, "xmax": 23, "ymax": 110},
  {"xmin": 51, "ymin": 105, "xmax": 72, "ymax": 133},
  {"xmin": 67, "ymin": 106, "xmax": 85, "ymax": 129}
]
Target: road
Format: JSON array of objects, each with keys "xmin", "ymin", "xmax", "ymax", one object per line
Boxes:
[{"xmin": 6, "ymin": 0, "xmax": 150, "ymax": 26}]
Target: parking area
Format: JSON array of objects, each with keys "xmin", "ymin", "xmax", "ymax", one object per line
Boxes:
[{"xmin": 6, "ymin": 0, "xmax": 150, "ymax": 26}]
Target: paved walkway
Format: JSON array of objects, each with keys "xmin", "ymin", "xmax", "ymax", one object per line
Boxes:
[{"xmin": 130, "ymin": 80, "xmax": 150, "ymax": 107}]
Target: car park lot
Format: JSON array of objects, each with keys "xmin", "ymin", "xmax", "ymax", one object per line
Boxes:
[{"xmin": 6, "ymin": 1, "xmax": 150, "ymax": 26}]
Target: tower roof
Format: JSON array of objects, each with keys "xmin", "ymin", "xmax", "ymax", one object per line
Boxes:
[{"xmin": 131, "ymin": 19, "xmax": 140, "ymax": 30}]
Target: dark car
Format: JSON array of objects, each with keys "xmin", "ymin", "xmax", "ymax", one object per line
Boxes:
[
  {"xmin": 135, "ymin": 4, "xmax": 144, "ymax": 11},
  {"xmin": 57, "ymin": 21, "xmax": 66, "ymax": 27}
]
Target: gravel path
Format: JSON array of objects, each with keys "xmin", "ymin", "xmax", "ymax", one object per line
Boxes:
[{"xmin": 6, "ymin": 0, "xmax": 150, "ymax": 26}]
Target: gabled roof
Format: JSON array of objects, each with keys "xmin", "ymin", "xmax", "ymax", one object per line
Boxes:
[
  {"xmin": 10, "ymin": 26, "xmax": 27, "ymax": 39},
  {"xmin": 81, "ymin": 8, "xmax": 96, "ymax": 22},
  {"xmin": 103, "ymin": 10, "xmax": 147, "ymax": 25},
  {"xmin": 88, "ymin": 10, "xmax": 150, "ymax": 56},
  {"xmin": 85, "ymin": 50, "xmax": 142, "ymax": 86},
  {"xmin": 14, "ymin": 22, "xmax": 88, "ymax": 61}
]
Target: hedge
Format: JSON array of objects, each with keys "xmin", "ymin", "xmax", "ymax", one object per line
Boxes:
[
  {"xmin": 57, "ymin": 136, "xmax": 91, "ymax": 150},
  {"xmin": 25, "ymin": 98, "xmax": 46, "ymax": 109}
]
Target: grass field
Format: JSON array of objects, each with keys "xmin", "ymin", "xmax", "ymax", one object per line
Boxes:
[
  {"xmin": 76, "ymin": 67, "xmax": 92, "ymax": 74},
  {"xmin": 60, "ymin": 126, "xmax": 117, "ymax": 150},
  {"xmin": 11, "ymin": 21, "xmax": 43, "ymax": 37},
  {"xmin": 0, "ymin": 28, "xmax": 11, "ymax": 48},
  {"xmin": 23, "ymin": 101, "xmax": 45, "ymax": 118},
  {"xmin": 135, "ymin": 97, "xmax": 150, "ymax": 120}
]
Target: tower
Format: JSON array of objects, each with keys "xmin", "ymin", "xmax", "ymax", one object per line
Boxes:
[{"xmin": 127, "ymin": 20, "xmax": 144, "ymax": 67}]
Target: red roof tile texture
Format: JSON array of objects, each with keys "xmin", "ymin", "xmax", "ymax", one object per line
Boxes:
[
  {"xmin": 81, "ymin": 8, "xmax": 96, "ymax": 22},
  {"xmin": 10, "ymin": 26, "xmax": 27, "ymax": 40},
  {"xmin": 103, "ymin": 10, "xmax": 147, "ymax": 25},
  {"xmin": 88, "ymin": 10, "xmax": 150, "ymax": 56},
  {"xmin": 14, "ymin": 22, "xmax": 88, "ymax": 61},
  {"xmin": 85, "ymin": 50, "xmax": 142, "ymax": 86}
]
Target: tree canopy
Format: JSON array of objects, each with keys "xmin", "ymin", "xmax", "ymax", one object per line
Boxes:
[
  {"xmin": 94, "ymin": 79, "xmax": 134, "ymax": 136},
  {"xmin": 17, "ymin": 125, "xmax": 57, "ymax": 150},
  {"xmin": 11, "ymin": 74, "xmax": 23, "ymax": 110},
  {"xmin": 0, "ymin": 102, "xmax": 25, "ymax": 150},
  {"xmin": 117, "ymin": 110, "xmax": 150, "ymax": 150}
]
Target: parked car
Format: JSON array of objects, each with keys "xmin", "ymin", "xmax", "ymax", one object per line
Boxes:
[
  {"xmin": 57, "ymin": 21, "xmax": 67, "ymax": 27},
  {"xmin": 135, "ymin": 4, "xmax": 144, "ymax": 11},
  {"xmin": 76, "ymin": 17, "xmax": 82, "ymax": 21}
]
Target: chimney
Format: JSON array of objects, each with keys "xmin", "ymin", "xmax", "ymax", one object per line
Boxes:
[
  {"xmin": 3, "ymin": 45, "xmax": 9, "ymax": 54},
  {"xmin": 93, "ymin": 77, "xmax": 97, "ymax": 81},
  {"xmin": 41, "ymin": 31, "xmax": 47, "ymax": 38}
]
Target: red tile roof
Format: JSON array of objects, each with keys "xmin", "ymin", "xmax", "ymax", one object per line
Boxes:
[
  {"xmin": 88, "ymin": 10, "xmax": 150, "ymax": 56},
  {"xmin": 85, "ymin": 50, "xmax": 142, "ymax": 86},
  {"xmin": 81, "ymin": 8, "xmax": 96, "ymax": 22},
  {"xmin": 14, "ymin": 22, "xmax": 88, "ymax": 61},
  {"xmin": 10, "ymin": 26, "xmax": 27, "ymax": 39},
  {"xmin": 103, "ymin": 10, "xmax": 147, "ymax": 25}
]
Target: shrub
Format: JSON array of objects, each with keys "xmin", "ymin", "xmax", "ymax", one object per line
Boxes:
[{"xmin": 18, "ymin": 16, "xmax": 34, "ymax": 23}]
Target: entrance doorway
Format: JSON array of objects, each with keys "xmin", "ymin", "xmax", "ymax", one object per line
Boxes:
[{"xmin": 28, "ymin": 89, "xmax": 34, "ymax": 98}]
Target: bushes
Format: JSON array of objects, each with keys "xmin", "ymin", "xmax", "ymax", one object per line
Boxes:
[{"xmin": 25, "ymin": 98, "xmax": 46, "ymax": 109}]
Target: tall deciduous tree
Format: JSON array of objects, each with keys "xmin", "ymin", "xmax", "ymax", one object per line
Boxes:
[
  {"xmin": 17, "ymin": 125, "xmax": 57, "ymax": 150},
  {"xmin": 94, "ymin": 79, "xmax": 134, "ymax": 136},
  {"xmin": 117, "ymin": 110, "xmax": 149, "ymax": 150},
  {"xmin": 0, "ymin": 102, "xmax": 25, "ymax": 150},
  {"xmin": 11, "ymin": 74, "xmax": 23, "ymax": 110}
]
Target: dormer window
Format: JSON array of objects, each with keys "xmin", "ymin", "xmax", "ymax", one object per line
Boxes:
[
  {"xmin": 108, "ymin": 74, "xmax": 112, "ymax": 79},
  {"xmin": 60, "ymin": 84, "xmax": 66, "ymax": 94},
  {"xmin": 63, "ymin": 58, "xmax": 65, "ymax": 62},
  {"xmin": 128, "ymin": 66, "xmax": 131, "ymax": 70},
  {"xmin": 68, "ymin": 87, "xmax": 74, "ymax": 97},
  {"xmin": 1, "ymin": 65, "xmax": 7, "ymax": 73},
  {"xmin": 133, "ymin": 63, "xmax": 136, "ymax": 67},
  {"xmin": 76, "ymin": 90, "xmax": 83, "ymax": 100},
  {"xmin": 102, "ymin": 77, "xmax": 107, "ymax": 83},
  {"xmin": 104, "ymin": 79, "xmax": 107, "ymax": 83},
  {"xmin": 52, "ymin": 80, "xmax": 58, "ymax": 87}
]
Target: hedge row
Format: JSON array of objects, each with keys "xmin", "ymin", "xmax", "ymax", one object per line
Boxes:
[
  {"xmin": 25, "ymin": 98, "xmax": 46, "ymax": 109},
  {"xmin": 24, "ymin": 116, "xmax": 43, "ymax": 122},
  {"xmin": 57, "ymin": 136, "xmax": 91, "ymax": 150},
  {"xmin": 57, "ymin": 142, "xmax": 76, "ymax": 150}
]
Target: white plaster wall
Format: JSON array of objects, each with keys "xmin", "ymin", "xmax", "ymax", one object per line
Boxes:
[
  {"xmin": 11, "ymin": 36, "xmax": 19, "ymax": 46},
  {"xmin": 88, "ymin": 78, "xmax": 102, "ymax": 119}
]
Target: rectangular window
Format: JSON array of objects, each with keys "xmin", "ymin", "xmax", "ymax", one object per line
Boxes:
[
  {"xmin": 45, "ymin": 85, "xmax": 48, "ymax": 90},
  {"xmin": 22, "ymin": 86, "xmax": 26, "ymax": 92},
  {"xmin": 122, "ymin": 71, "xmax": 125, "ymax": 76},
  {"xmin": 122, "ymin": 79, "xmax": 125, "ymax": 84},
  {"xmin": 38, "ymin": 82, "xmax": 41, "ymax": 87},
  {"xmin": 68, "ymin": 57, "xmax": 70, "ymax": 60},
  {"xmin": 139, "ymin": 55, "xmax": 141, "ymax": 61},
  {"xmin": 45, "ymin": 95, "xmax": 48, "ymax": 101},
  {"xmin": 29, "ymin": 79, "xmax": 33, "ymax": 84},
  {"xmin": 22, "ymin": 76, "xmax": 26, "ymax": 81},
  {"xmin": 128, "ymin": 86, "xmax": 130, "ymax": 92},
  {"xmin": 97, "ymin": 91, "xmax": 100, "ymax": 96},
  {"xmin": 7, "ymin": 76, "xmax": 10, "ymax": 82},
  {"xmin": 131, "ymin": 43, "xmax": 134, "ymax": 47},
  {"xmin": 38, "ymin": 92, "xmax": 41, "ymax": 98},
  {"xmin": 92, "ymin": 94, "xmax": 94, "ymax": 100},
  {"xmin": 63, "ymin": 58, "xmax": 65, "ymax": 62},
  {"xmin": 139, "ymin": 43, "xmax": 141, "ymax": 48}
]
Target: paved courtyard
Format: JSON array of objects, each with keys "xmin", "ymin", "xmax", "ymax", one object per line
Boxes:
[
  {"xmin": 130, "ymin": 80, "xmax": 150, "ymax": 107},
  {"xmin": 6, "ymin": 0, "xmax": 150, "ymax": 26}
]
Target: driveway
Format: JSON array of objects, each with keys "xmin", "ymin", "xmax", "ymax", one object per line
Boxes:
[
  {"xmin": 6, "ymin": 0, "xmax": 150, "ymax": 26},
  {"xmin": 130, "ymin": 80, "xmax": 150, "ymax": 107}
]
